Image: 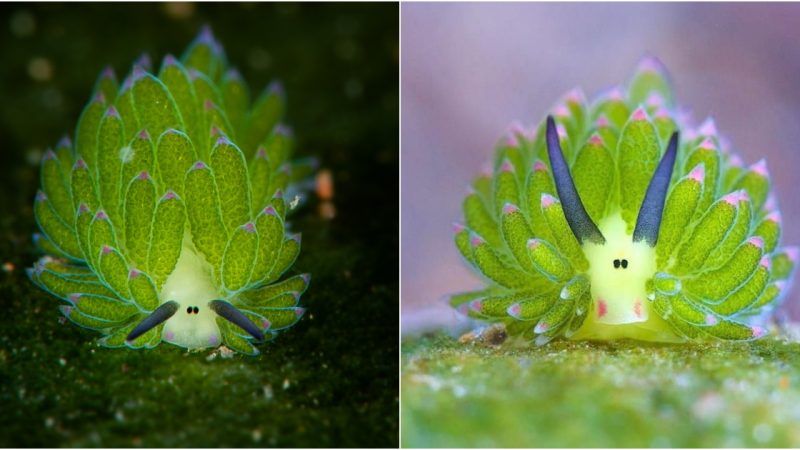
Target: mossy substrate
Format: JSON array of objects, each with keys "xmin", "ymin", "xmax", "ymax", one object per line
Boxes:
[{"xmin": 402, "ymin": 332, "xmax": 800, "ymax": 447}]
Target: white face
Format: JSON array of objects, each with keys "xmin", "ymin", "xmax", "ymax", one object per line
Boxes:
[
  {"xmin": 583, "ymin": 213, "xmax": 657, "ymax": 324},
  {"xmin": 158, "ymin": 241, "xmax": 223, "ymax": 349}
]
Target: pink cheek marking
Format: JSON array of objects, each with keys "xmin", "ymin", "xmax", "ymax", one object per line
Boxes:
[
  {"xmin": 208, "ymin": 335, "xmax": 219, "ymax": 346},
  {"xmin": 633, "ymin": 299, "xmax": 642, "ymax": 318},
  {"xmin": 165, "ymin": 331, "xmax": 175, "ymax": 341},
  {"xmin": 597, "ymin": 299, "xmax": 607, "ymax": 318}
]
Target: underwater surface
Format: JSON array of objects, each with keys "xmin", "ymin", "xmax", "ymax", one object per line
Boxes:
[
  {"xmin": 0, "ymin": 3, "xmax": 398, "ymax": 447},
  {"xmin": 403, "ymin": 333, "xmax": 800, "ymax": 447}
]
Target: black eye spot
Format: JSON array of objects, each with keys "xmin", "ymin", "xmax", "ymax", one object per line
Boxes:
[
  {"xmin": 193, "ymin": 306, "xmax": 199, "ymax": 314},
  {"xmin": 621, "ymin": 259, "xmax": 628, "ymax": 269},
  {"xmin": 186, "ymin": 306, "xmax": 192, "ymax": 314},
  {"xmin": 613, "ymin": 259, "xmax": 620, "ymax": 269}
]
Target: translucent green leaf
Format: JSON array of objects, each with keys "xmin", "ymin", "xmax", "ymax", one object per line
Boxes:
[
  {"xmin": 237, "ymin": 274, "xmax": 309, "ymax": 306},
  {"xmin": 74, "ymin": 94, "xmax": 106, "ymax": 170},
  {"xmin": 222, "ymin": 222, "xmax": 258, "ymax": 292},
  {"xmin": 159, "ymin": 55, "xmax": 201, "ymax": 150},
  {"xmin": 506, "ymin": 292, "xmax": 558, "ymax": 321},
  {"xmin": 54, "ymin": 136, "xmax": 74, "ymax": 184},
  {"xmin": 653, "ymin": 272, "xmax": 681, "ymax": 296},
  {"xmin": 656, "ymin": 165, "xmax": 703, "ymax": 268},
  {"xmin": 248, "ymin": 147, "xmax": 272, "ymax": 213},
  {"xmin": 71, "ymin": 293, "xmax": 139, "ymax": 322},
  {"xmin": 453, "ymin": 224, "xmax": 476, "ymax": 267},
  {"xmin": 59, "ymin": 305, "xmax": 128, "ymax": 331},
  {"xmin": 255, "ymin": 307, "xmax": 304, "ymax": 330},
  {"xmin": 540, "ymin": 194, "xmax": 589, "ymax": 271},
  {"xmin": 565, "ymin": 292, "xmax": 592, "ymax": 336},
  {"xmin": 673, "ymin": 192, "xmax": 738, "ymax": 275},
  {"xmin": 221, "ymin": 68, "xmax": 249, "ymax": 136},
  {"xmin": 559, "ymin": 274, "xmax": 589, "ymax": 301},
  {"xmin": 93, "ymin": 66, "xmax": 118, "ymax": 104},
  {"xmin": 33, "ymin": 258, "xmax": 94, "ymax": 279},
  {"xmin": 123, "ymin": 171, "xmax": 155, "ymax": 269},
  {"xmin": 591, "ymin": 89, "xmax": 629, "ymax": 130},
  {"xmin": 88, "ymin": 209, "xmax": 117, "ymax": 266},
  {"xmin": 210, "ymin": 136, "xmax": 251, "ymax": 232},
  {"xmin": 250, "ymin": 206, "xmax": 284, "ymax": 284},
  {"xmin": 748, "ymin": 281, "xmax": 783, "ymax": 311},
  {"xmin": 70, "ymin": 159, "xmax": 99, "ymax": 213},
  {"xmin": 707, "ymin": 263, "xmax": 769, "ymax": 316},
  {"xmin": 500, "ymin": 203, "xmax": 535, "ymax": 273},
  {"xmin": 264, "ymin": 234, "xmax": 301, "ymax": 284},
  {"xmin": 617, "ymin": 109, "xmax": 660, "ymax": 232},
  {"xmin": 447, "ymin": 286, "xmax": 507, "ymax": 309},
  {"xmin": 534, "ymin": 297, "xmax": 574, "ymax": 337},
  {"xmin": 733, "ymin": 160, "xmax": 769, "ymax": 211},
  {"xmin": 181, "ymin": 28, "xmax": 226, "ymax": 82},
  {"xmin": 99, "ymin": 319, "xmax": 162, "ymax": 349},
  {"xmin": 754, "ymin": 212, "xmax": 781, "ymax": 254},
  {"xmin": 493, "ymin": 145, "xmax": 526, "ymax": 181},
  {"xmin": 120, "ymin": 129, "xmax": 155, "ymax": 193},
  {"xmin": 523, "ymin": 162, "xmax": 555, "ymax": 242},
  {"xmin": 704, "ymin": 193, "xmax": 751, "ymax": 269},
  {"xmin": 267, "ymin": 167, "xmax": 290, "ymax": 206},
  {"xmin": 74, "ymin": 204, "xmax": 93, "ymax": 262},
  {"xmin": 96, "ymin": 107, "xmax": 124, "ymax": 223},
  {"xmin": 131, "ymin": 70, "xmax": 183, "ymax": 139},
  {"xmin": 702, "ymin": 317, "xmax": 759, "ymax": 341},
  {"xmin": 127, "ymin": 269, "xmax": 160, "ymax": 311},
  {"xmin": 156, "ymin": 129, "xmax": 196, "ymax": 197},
  {"xmin": 771, "ymin": 248, "xmax": 797, "ymax": 281},
  {"xmin": 463, "ymin": 193, "xmax": 500, "ymax": 249},
  {"xmin": 184, "ymin": 162, "xmax": 227, "ymax": 270},
  {"xmin": 115, "ymin": 79, "xmax": 138, "ymax": 140},
  {"xmin": 470, "ymin": 235, "xmax": 534, "ymax": 289},
  {"xmin": 147, "ymin": 191, "xmax": 186, "ymax": 290},
  {"xmin": 33, "ymin": 191, "xmax": 82, "ymax": 260},
  {"xmin": 202, "ymin": 100, "xmax": 235, "ymax": 148},
  {"xmin": 683, "ymin": 140, "xmax": 721, "ymax": 214},
  {"xmin": 493, "ymin": 161, "xmax": 520, "ymax": 216},
  {"xmin": 245, "ymin": 83, "xmax": 284, "ymax": 155},
  {"xmin": 572, "ymin": 134, "xmax": 613, "ymax": 224},
  {"xmin": 527, "ymin": 238, "xmax": 573, "ymax": 282},
  {"xmin": 29, "ymin": 264, "xmax": 115, "ymax": 300},
  {"xmin": 262, "ymin": 127, "xmax": 292, "ymax": 170},
  {"xmin": 40, "ymin": 150, "xmax": 73, "ymax": 224},
  {"xmin": 97, "ymin": 245, "xmax": 130, "ymax": 299},
  {"xmin": 627, "ymin": 57, "xmax": 674, "ymax": 107},
  {"xmin": 683, "ymin": 237, "xmax": 764, "ymax": 301},
  {"xmin": 216, "ymin": 318, "xmax": 259, "ymax": 356}
]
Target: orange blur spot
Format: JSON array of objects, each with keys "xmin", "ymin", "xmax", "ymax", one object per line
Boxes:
[{"xmin": 315, "ymin": 169, "xmax": 334, "ymax": 200}]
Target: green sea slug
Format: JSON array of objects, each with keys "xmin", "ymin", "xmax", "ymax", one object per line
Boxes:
[
  {"xmin": 28, "ymin": 28, "xmax": 316, "ymax": 355},
  {"xmin": 451, "ymin": 57, "xmax": 797, "ymax": 344}
]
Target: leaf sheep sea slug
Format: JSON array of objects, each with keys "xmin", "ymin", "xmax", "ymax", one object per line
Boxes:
[
  {"xmin": 450, "ymin": 57, "xmax": 798, "ymax": 344},
  {"xmin": 28, "ymin": 28, "xmax": 316, "ymax": 356}
]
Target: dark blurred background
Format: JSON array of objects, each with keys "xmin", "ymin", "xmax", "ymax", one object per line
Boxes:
[
  {"xmin": 402, "ymin": 3, "xmax": 800, "ymax": 333},
  {"xmin": 0, "ymin": 3, "xmax": 398, "ymax": 447}
]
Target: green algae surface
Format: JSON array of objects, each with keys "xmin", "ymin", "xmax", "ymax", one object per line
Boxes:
[
  {"xmin": 402, "ymin": 333, "xmax": 800, "ymax": 447},
  {"xmin": 0, "ymin": 3, "xmax": 398, "ymax": 447}
]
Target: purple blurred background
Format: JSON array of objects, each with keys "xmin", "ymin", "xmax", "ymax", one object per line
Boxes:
[{"xmin": 401, "ymin": 2, "xmax": 800, "ymax": 334}]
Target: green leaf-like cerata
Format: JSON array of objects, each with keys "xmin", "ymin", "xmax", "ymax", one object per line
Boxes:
[
  {"xmin": 451, "ymin": 56, "xmax": 797, "ymax": 343},
  {"xmin": 28, "ymin": 28, "xmax": 313, "ymax": 355}
]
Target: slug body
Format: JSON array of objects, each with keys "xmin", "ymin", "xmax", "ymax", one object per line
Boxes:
[
  {"xmin": 451, "ymin": 57, "xmax": 797, "ymax": 343},
  {"xmin": 28, "ymin": 29, "xmax": 315, "ymax": 355}
]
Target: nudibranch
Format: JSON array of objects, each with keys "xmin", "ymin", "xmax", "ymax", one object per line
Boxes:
[
  {"xmin": 28, "ymin": 28, "xmax": 316, "ymax": 355},
  {"xmin": 451, "ymin": 57, "xmax": 797, "ymax": 343}
]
